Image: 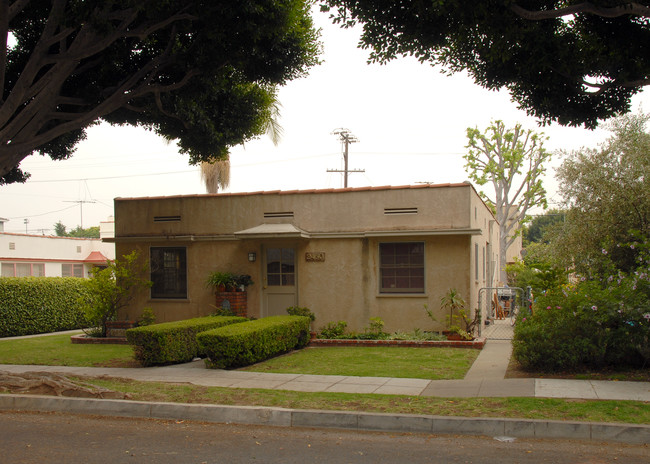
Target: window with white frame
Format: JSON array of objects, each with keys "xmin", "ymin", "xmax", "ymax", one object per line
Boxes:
[{"xmin": 379, "ymin": 242, "xmax": 425, "ymax": 293}]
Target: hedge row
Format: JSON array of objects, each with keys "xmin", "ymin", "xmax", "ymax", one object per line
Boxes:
[
  {"xmin": 198, "ymin": 315, "xmax": 311, "ymax": 369},
  {"xmin": 126, "ymin": 316, "xmax": 247, "ymax": 366},
  {"xmin": 0, "ymin": 277, "xmax": 90, "ymax": 337}
]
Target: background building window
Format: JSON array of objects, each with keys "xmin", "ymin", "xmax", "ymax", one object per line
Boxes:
[
  {"xmin": 150, "ymin": 247, "xmax": 187, "ymax": 299},
  {"xmin": 62, "ymin": 263, "xmax": 83, "ymax": 278},
  {"xmin": 379, "ymin": 242, "xmax": 425, "ymax": 293}
]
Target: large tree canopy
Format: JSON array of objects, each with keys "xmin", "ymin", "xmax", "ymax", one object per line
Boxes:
[
  {"xmin": 552, "ymin": 112, "xmax": 650, "ymax": 274},
  {"xmin": 0, "ymin": 0, "xmax": 320, "ymax": 184},
  {"xmin": 464, "ymin": 120, "xmax": 552, "ymax": 282},
  {"xmin": 321, "ymin": 1, "xmax": 650, "ymax": 129}
]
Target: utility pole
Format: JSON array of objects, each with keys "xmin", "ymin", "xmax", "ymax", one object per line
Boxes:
[
  {"xmin": 327, "ymin": 128, "xmax": 364, "ymax": 188},
  {"xmin": 64, "ymin": 200, "xmax": 96, "ymax": 229}
]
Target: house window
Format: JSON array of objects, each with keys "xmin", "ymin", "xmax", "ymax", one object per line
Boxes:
[
  {"xmin": 2, "ymin": 262, "xmax": 46, "ymax": 277},
  {"xmin": 475, "ymin": 243, "xmax": 479, "ymax": 280},
  {"xmin": 62, "ymin": 263, "xmax": 84, "ymax": 278},
  {"xmin": 266, "ymin": 248, "xmax": 295, "ymax": 286},
  {"xmin": 150, "ymin": 247, "xmax": 187, "ymax": 299},
  {"xmin": 1, "ymin": 263, "xmax": 14, "ymax": 277},
  {"xmin": 482, "ymin": 246, "xmax": 486, "ymax": 281},
  {"xmin": 379, "ymin": 242, "xmax": 425, "ymax": 293}
]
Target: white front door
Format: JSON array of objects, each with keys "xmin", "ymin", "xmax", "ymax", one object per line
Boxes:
[{"xmin": 262, "ymin": 247, "xmax": 297, "ymax": 317}]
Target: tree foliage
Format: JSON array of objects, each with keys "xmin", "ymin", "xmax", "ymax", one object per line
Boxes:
[
  {"xmin": 465, "ymin": 120, "xmax": 551, "ymax": 281},
  {"xmin": 552, "ymin": 112, "xmax": 650, "ymax": 274},
  {"xmin": 523, "ymin": 209, "xmax": 565, "ymax": 244},
  {"xmin": 321, "ymin": 0, "xmax": 650, "ymax": 128},
  {"xmin": 54, "ymin": 220, "xmax": 99, "ymax": 238},
  {"xmin": 79, "ymin": 250, "xmax": 151, "ymax": 337},
  {"xmin": 1, "ymin": 1, "xmax": 320, "ymax": 184}
]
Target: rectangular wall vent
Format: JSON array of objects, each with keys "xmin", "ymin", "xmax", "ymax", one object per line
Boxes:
[
  {"xmin": 153, "ymin": 215, "xmax": 181, "ymax": 223},
  {"xmin": 9, "ymin": 242, "xmax": 15, "ymax": 250},
  {"xmin": 384, "ymin": 207, "xmax": 418, "ymax": 215},
  {"xmin": 264, "ymin": 211, "xmax": 294, "ymax": 218}
]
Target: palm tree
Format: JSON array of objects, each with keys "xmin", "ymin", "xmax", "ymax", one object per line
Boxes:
[
  {"xmin": 200, "ymin": 158, "xmax": 231, "ymax": 194},
  {"xmin": 199, "ymin": 94, "xmax": 283, "ymax": 194}
]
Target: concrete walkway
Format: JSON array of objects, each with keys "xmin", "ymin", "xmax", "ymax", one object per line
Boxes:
[
  {"xmin": 2, "ymin": 337, "xmax": 649, "ymax": 444},
  {"xmin": 1, "ymin": 339, "xmax": 648, "ymax": 401}
]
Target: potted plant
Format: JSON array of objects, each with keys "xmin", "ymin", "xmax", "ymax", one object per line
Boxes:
[
  {"xmin": 206, "ymin": 271, "xmax": 236, "ymax": 292},
  {"xmin": 234, "ymin": 274, "xmax": 254, "ymax": 292}
]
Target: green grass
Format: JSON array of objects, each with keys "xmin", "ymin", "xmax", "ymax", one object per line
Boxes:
[
  {"xmin": 82, "ymin": 377, "xmax": 650, "ymax": 425},
  {"xmin": 241, "ymin": 346, "xmax": 479, "ymax": 380},
  {"xmin": 0, "ymin": 333, "xmax": 135, "ymax": 367}
]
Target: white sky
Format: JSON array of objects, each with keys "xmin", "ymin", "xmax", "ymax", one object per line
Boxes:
[{"xmin": 1, "ymin": 8, "xmax": 648, "ymax": 234}]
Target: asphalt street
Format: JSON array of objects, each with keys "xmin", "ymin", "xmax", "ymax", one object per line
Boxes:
[{"xmin": 1, "ymin": 411, "xmax": 648, "ymax": 464}]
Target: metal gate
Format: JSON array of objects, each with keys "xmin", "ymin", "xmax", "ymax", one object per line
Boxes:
[{"xmin": 477, "ymin": 287, "xmax": 526, "ymax": 340}]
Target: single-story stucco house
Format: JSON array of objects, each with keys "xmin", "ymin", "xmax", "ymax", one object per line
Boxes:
[{"xmin": 109, "ymin": 183, "xmax": 500, "ymax": 333}]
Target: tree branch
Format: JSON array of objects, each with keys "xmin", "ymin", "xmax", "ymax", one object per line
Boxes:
[
  {"xmin": 8, "ymin": 0, "xmax": 31, "ymax": 21},
  {"xmin": 510, "ymin": 2, "xmax": 650, "ymax": 20}
]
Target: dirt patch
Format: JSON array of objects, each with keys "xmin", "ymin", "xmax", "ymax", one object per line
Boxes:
[
  {"xmin": 506, "ymin": 358, "xmax": 650, "ymax": 382},
  {"xmin": 0, "ymin": 371, "xmax": 130, "ymax": 398}
]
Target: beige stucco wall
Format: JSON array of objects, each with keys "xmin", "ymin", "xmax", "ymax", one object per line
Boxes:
[{"xmin": 113, "ymin": 184, "xmax": 497, "ymax": 333}]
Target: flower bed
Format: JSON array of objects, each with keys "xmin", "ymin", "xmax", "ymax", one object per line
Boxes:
[{"xmin": 309, "ymin": 337, "xmax": 486, "ymax": 349}]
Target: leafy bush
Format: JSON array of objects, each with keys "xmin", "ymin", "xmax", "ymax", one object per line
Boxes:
[
  {"xmin": 354, "ymin": 317, "xmax": 389, "ymax": 340},
  {"xmin": 78, "ymin": 251, "xmax": 151, "ymax": 337},
  {"xmin": 198, "ymin": 315, "xmax": 311, "ymax": 369},
  {"xmin": 0, "ymin": 277, "xmax": 91, "ymax": 337},
  {"xmin": 318, "ymin": 320, "xmax": 348, "ymax": 339},
  {"xmin": 286, "ymin": 306, "xmax": 315, "ymax": 321},
  {"xmin": 513, "ymin": 263, "xmax": 650, "ymax": 371},
  {"xmin": 0, "ymin": 277, "xmax": 90, "ymax": 336},
  {"xmin": 388, "ymin": 329, "xmax": 446, "ymax": 341},
  {"xmin": 126, "ymin": 316, "xmax": 247, "ymax": 366}
]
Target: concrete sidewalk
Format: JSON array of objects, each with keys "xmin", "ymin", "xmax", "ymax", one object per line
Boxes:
[
  {"xmin": 1, "ymin": 339, "xmax": 648, "ymax": 401},
  {"xmin": 1, "ymin": 338, "xmax": 649, "ymax": 444}
]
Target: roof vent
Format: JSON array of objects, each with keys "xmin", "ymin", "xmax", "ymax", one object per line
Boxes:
[
  {"xmin": 264, "ymin": 211, "xmax": 294, "ymax": 219},
  {"xmin": 384, "ymin": 207, "xmax": 418, "ymax": 215},
  {"xmin": 153, "ymin": 215, "xmax": 181, "ymax": 223}
]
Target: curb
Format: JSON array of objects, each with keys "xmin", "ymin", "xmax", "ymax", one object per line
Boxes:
[{"xmin": 1, "ymin": 394, "xmax": 647, "ymax": 445}]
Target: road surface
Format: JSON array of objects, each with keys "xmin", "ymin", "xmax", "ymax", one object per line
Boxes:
[{"xmin": 1, "ymin": 411, "xmax": 647, "ymax": 463}]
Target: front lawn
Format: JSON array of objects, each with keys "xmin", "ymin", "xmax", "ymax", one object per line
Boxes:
[
  {"xmin": 83, "ymin": 377, "xmax": 650, "ymax": 425},
  {"xmin": 240, "ymin": 346, "xmax": 479, "ymax": 380},
  {"xmin": 0, "ymin": 333, "xmax": 135, "ymax": 367}
]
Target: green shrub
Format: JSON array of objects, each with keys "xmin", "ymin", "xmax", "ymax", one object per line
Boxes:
[
  {"xmin": 0, "ymin": 277, "xmax": 91, "ymax": 337},
  {"xmin": 286, "ymin": 306, "xmax": 315, "ymax": 321},
  {"xmin": 513, "ymin": 276, "xmax": 650, "ymax": 372},
  {"xmin": 198, "ymin": 315, "xmax": 311, "ymax": 369},
  {"xmin": 318, "ymin": 320, "xmax": 348, "ymax": 339},
  {"xmin": 78, "ymin": 250, "xmax": 151, "ymax": 337},
  {"xmin": 126, "ymin": 315, "xmax": 247, "ymax": 366}
]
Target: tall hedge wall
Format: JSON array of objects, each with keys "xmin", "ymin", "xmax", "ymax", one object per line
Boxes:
[{"xmin": 0, "ymin": 277, "xmax": 91, "ymax": 337}]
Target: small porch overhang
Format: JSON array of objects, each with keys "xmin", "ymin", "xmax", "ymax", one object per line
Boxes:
[
  {"xmin": 84, "ymin": 251, "xmax": 109, "ymax": 264},
  {"xmin": 234, "ymin": 223, "xmax": 311, "ymax": 240}
]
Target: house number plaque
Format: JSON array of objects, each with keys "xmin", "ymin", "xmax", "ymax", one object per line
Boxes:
[{"xmin": 305, "ymin": 252, "xmax": 325, "ymax": 262}]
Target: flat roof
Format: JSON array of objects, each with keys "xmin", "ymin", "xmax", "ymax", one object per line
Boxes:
[{"xmin": 114, "ymin": 182, "xmax": 473, "ymax": 201}]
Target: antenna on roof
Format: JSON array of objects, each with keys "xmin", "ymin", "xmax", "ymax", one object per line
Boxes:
[
  {"xmin": 64, "ymin": 200, "xmax": 96, "ymax": 229},
  {"xmin": 327, "ymin": 128, "xmax": 364, "ymax": 188}
]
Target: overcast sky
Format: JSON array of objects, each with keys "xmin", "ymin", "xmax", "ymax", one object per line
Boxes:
[{"xmin": 1, "ymin": 7, "xmax": 648, "ymax": 234}]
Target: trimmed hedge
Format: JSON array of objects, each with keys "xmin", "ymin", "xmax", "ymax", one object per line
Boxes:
[
  {"xmin": 197, "ymin": 315, "xmax": 311, "ymax": 369},
  {"xmin": 126, "ymin": 316, "xmax": 247, "ymax": 366},
  {"xmin": 0, "ymin": 277, "xmax": 90, "ymax": 337}
]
